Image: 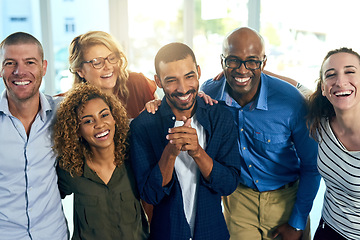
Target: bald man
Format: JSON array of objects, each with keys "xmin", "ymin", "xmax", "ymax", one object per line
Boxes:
[{"xmin": 201, "ymin": 27, "xmax": 320, "ymax": 240}]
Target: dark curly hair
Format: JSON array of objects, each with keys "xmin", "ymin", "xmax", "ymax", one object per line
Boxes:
[
  {"xmin": 53, "ymin": 83, "xmax": 129, "ymax": 177},
  {"xmin": 307, "ymin": 47, "xmax": 360, "ymax": 140}
]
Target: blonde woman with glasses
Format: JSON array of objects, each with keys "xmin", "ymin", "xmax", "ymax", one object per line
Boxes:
[
  {"xmin": 62, "ymin": 30, "xmax": 157, "ymax": 222},
  {"xmin": 67, "ymin": 30, "xmax": 158, "ymax": 120}
]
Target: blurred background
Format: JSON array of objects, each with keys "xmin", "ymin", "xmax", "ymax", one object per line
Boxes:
[{"xmin": 1, "ymin": 0, "xmax": 359, "ymax": 237}]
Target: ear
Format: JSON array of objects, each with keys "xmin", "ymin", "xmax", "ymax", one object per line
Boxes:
[
  {"xmin": 154, "ymin": 74, "xmax": 163, "ymax": 88},
  {"xmin": 321, "ymin": 82, "xmax": 326, "ymax": 96},
  {"xmin": 42, "ymin": 60, "xmax": 48, "ymax": 77},
  {"xmin": 77, "ymin": 69, "xmax": 85, "ymax": 79},
  {"xmin": 197, "ymin": 65, "xmax": 201, "ymax": 80},
  {"xmin": 261, "ymin": 55, "xmax": 267, "ymax": 70},
  {"xmin": 220, "ymin": 54, "xmax": 225, "ymax": 69}
]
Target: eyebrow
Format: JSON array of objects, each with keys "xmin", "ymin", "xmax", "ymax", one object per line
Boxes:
[
  {"xmin": 80, "ymin": 107, "xmax": 109, "ymax": 119},
  {"xmin": 185, "ymin": 70, "xmax": 196, "ymax": 76},
  {"xmin": 324, "ymin": 68, "xmax": 335, "ymax": 75},
  {"xmin": 324, "ymin": 65, "xmax": 357, "ymax": 75},
  {"xmin": 345, "ymin": 65, "xmax": 357, "ymax": 69},
  {"xmin": 4, "ymin": 57, "xmax": 38, "ymax": 61},
  {"xmin": 163, "ymin": 76, "xmax": 175, "ymax": 81},
  {"xmin": 163, "ymin": 70, "xmax": 196, "ymax": 81},
  {"xmin": 227, "ymin": 55, "xmax": 260, "ymax": 60},
  {"xmin": 25, "ymin": 57, "xmax": 39, "ymax": 62}
]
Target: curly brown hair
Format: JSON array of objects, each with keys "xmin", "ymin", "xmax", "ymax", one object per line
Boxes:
[{"xmin": 53, "ymin": 83, "xmax": 129, "ymax": 177}]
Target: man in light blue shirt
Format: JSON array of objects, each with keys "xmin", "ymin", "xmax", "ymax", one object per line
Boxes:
[
  {"xmin": 0, "ymin": 32, "xmax": 68, "ymax": 240},
  {"xmin": 201, "ymin": 27, "xmax": 321, "ymax": 240}
]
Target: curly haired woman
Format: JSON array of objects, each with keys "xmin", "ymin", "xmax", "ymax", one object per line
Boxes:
[{"xmin": 53, "ymin": 83, "xmax": 149, "ymax": 240}]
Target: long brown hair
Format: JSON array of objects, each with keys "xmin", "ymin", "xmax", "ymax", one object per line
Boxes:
[{"xmin": 307, "ymin": 47, "xmax": 360, "ymax": 140}]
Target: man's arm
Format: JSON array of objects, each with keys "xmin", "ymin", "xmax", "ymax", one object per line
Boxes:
[
  {"xmin": 130, "ymin": 116, "xmax": 212, "ymax": 203},
  {"xmin": 130, "ymin": 118, "xmax": 172, "ymax": 205},
  {"xmin": 196, "ymin": 105, "xmax": 241, "ymax": 195},
  {"xmin": 288, "ymin": 101, "xmax": 321, "ymax": 230},
  {"xmin": 264, "ymin": 70, "xmax": 313, "ymax": 99},
  {"xmin": 56, "ymin": 165, "xmax": 73, "ymax": 199},
  {"xmin": 167, "ymin": 117, "xmax": 213, "ymax": 181}
]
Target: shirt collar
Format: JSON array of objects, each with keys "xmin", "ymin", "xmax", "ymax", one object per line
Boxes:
[
  {"xmin": 0, "ymin": 90, "xmax": 9, "ymax": 115},
  {"xmin": 38, "ymin": 92, "xmax": 54, "ymax": 121},
  {"xmin": 220, "ymin": 72, "xmax": 268, "ymax": 110},
  {"xmin": 0, "ymin": 90, "xmax": 54, "ymax": 120}
]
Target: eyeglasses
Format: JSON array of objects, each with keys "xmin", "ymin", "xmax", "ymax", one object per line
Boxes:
[
  {"xmin": 221, "ymin": 54, "xmax": 265, "ymax": 70},
  {"xmin": 82, "ymin": 53, "xmax": 119, "ymax": 69}
]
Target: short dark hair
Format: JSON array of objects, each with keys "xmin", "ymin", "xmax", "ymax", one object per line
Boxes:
[
  {"xmin": 0, "ymin": 32, "xmax": 44, "ymax": 60},
  {"xmin": 154, "ymin": 42, "xmax": 198, "ymax": 76}
]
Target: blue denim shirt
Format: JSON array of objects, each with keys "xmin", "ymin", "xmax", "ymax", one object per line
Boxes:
[
  {"xmin": 0, "ymin": 90, "xmax": 68, "ymax": 240},
  {"xmin": 201, "ymin": 73, "xmax": 321, "ymax": 230},
  {"xmin": 130, "ymin": 96, "xmax": 241, "ymax": 240}
]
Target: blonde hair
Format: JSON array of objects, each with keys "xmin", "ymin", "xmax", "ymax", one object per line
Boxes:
[
  {"xmin": 53, "ymin": 83, "xmax": 129, "ymax": 177},
  {"xmin": 69, "ymin": 31, "xmax": 130, "ymax": 103}
]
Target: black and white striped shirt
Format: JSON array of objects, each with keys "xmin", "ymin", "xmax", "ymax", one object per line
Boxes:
[{"xmin": 318, "ymin": 119, "xmax": 360, "ymax": 240}]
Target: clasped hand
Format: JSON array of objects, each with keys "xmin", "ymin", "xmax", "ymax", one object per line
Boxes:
[{"xmin": 166, "ymin": 116, "xmax": 201, "ymax": 158}]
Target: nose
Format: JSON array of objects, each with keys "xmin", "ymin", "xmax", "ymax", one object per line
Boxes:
[
  {"xmin": 335, "ymin": 73, "xmax": 348, "ymax": 87},
  {"xmin": 102, "ymin": 59, "xmax": 112, "ymax": 70},
  {"xmin": 94, "ymin": 119, "xmax": 105, "ymax": 129},
  {"xmin": 236, "ymin": 62, "xmax": 249, "ymax": 74},
  {"xmin": 177, "ymin": 78, "xmax": 188, "ymax": 93},
  {"xmin": 13, "ymin": 63, "xmax": 25, "ymax": 75}
]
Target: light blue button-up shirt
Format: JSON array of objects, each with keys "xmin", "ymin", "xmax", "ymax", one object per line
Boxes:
[
  {"xmin": 0, "ymin": 90, "xmax": 68, "ymax": 240},
  {"xmin": 201, "ymin": 73, "xmax": 321, "ymax": 230}
]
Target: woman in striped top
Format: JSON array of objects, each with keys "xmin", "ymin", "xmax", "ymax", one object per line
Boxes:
[{"xmin": 307, "ymin": 47, "xmax": 360, "ymax": 240}]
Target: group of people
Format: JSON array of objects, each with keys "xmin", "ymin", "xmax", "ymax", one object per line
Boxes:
[{"xmin": 0, "ymin": 25, "xmax": 358, "ymax": 240}]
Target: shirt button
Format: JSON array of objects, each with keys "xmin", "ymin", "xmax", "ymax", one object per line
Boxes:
[
  {"xmin": 172, "ymin": 116, "xmax": 175, "ymax": 120},
  {"xmin": 241, "ymin": 128, "xmax": 244, "ymax": 131},
  {"xmin": 255, "ymin": 180, "xmax": 259, "ymax": 183},
  {"xmin": 249, "ymin": 165, "xmax": 252, "ymax": 168},
  {"xmin": 267, "ymin": 139, "xmax": 271, "ymax": 143},
  {"xmin": 243, "ymin": 147, "xmax": 246, "ymax": 150}
]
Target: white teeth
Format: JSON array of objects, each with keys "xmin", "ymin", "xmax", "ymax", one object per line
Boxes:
[
  {"xmin": 102, "ymin": 73, "xmax": 113, "ymax": 78},
  {"xmin": 95, "ymin": 130, "xmax": 109, "ymax": 138},
  {"xmin": 335, "ymin": 90, "xmax": 352, "ymax": 96},
  {"xmin": 177, "ymin": 94, "xmax": 190, "ymax": 101},
  {"xmin": 14, "ymin": 81, "xmax": 30, "ymax": 86},
  {"xmin": 235, "ymin": 77, "xmax": 250, "ymax": 83}
]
